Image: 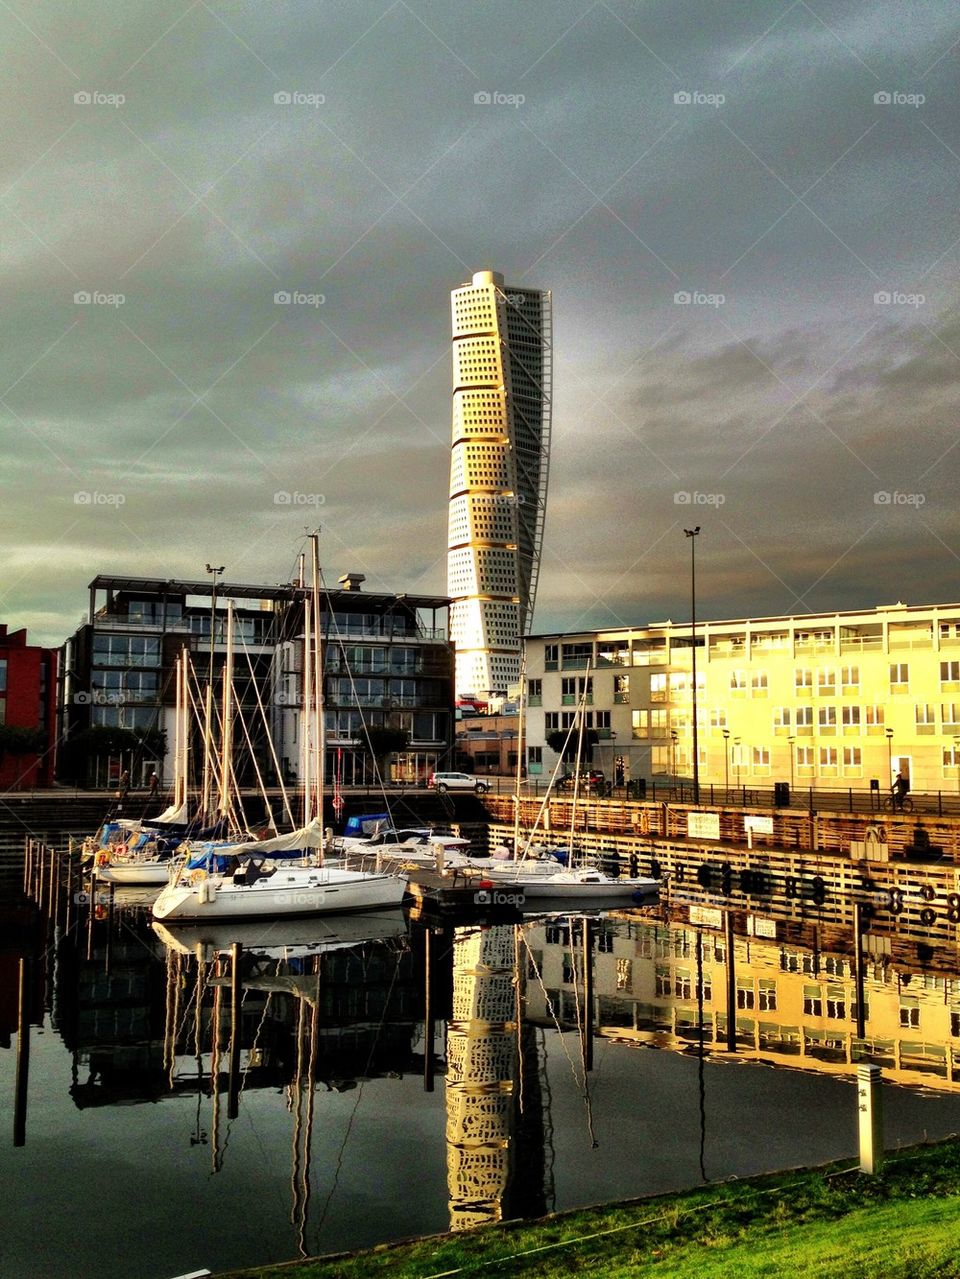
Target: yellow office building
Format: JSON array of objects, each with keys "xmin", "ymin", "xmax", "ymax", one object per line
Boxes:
[{"xmin": 524, "ymin": 601, "xmax": 960, "ymax": 794}]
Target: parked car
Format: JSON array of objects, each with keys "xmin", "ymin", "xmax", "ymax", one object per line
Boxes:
[
  {"xmin": 556, "ymin": 770, "xmax": 607, "ymax": 794},
  {"xmin": 428, "ymin": 771, "xmax": 489, "ymax": 794}
]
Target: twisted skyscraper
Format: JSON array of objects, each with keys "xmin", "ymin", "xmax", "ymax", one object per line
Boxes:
[{"xmin": 447, "ymin": 270, "xmax": 552, "ymax": 699}]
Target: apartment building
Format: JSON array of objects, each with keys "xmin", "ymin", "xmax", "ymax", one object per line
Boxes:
[{"xmin": 524, "ymin": 601, "xmax": 960, "ymax": 794}]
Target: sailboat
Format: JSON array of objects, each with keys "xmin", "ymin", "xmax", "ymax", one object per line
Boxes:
[{"xmin": 152, "ymin": 535, "xmax": 407, "ymax": 923}]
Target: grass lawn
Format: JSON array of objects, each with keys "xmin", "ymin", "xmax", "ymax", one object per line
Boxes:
[{"xmin": 217, "ymin": 1139, "xmax": 960, "ymax": 1279}]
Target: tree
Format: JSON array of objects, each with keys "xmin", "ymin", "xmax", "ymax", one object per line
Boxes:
[
  {"xmin": 361, "ymin": 726, "xmax": 409, "ymax": 779},
  {"xmin": 546, "ymin": 728, "xmax": 598, "ymax": 763},
  {"xmin": 58, "ymin": 725, "xmax": 166, "ymax": 786}
]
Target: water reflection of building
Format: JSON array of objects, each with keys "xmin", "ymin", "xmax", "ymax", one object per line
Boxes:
[
  {"xmin": 445, "ymin": 926, "xmax": 546, "ymax": 1229},
  {"xmin": 525, "ymin": 913, "xmax": 960, "ymax": 1091}
]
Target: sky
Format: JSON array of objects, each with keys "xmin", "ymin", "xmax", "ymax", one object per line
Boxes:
[{"xmin": 2, "ymin": 0, "xmax": 958, "ymax": 647}]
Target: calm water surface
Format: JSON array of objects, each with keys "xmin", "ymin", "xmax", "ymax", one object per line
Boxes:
[{"xmin": 3, "ymin": 841, "xmax": 960, "ymax": 1279}]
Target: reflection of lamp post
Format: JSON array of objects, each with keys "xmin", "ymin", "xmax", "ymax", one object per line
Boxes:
[
  {"xmin": 722, "ymin": 728, "xmax": 730, "ymax": 798},
  {"xmin": 684, "ymin": 526, "xmax": 701, "ymax": 803},
  {"xmin": 787, "ymin": 734, "xmax": 795, "ymax": 791},
  {"xmin": 670, "ymin": 729, "xmax": 678, "ymax": 793},
  {"xmin": 885, "ymin": 727, "xmax": 894, "ymax": 787}
]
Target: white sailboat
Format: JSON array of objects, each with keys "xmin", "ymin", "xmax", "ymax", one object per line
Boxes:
[{"xmin": 152, "ymin": 535, "xmax": 407, "ymax": 923}]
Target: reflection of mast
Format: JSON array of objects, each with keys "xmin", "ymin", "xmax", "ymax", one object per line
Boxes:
[{"xmin": 445, "ymin": 925, "xmax": 545, "ymax": 1230}]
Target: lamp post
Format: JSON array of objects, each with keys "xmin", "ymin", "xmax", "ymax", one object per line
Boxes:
[
  {"xmin": 787, "ymin": 734, "xmax": 795, "ymax": 791},
  {"xmin": 954, "ymin": 736, "xmax": 960, "ymax": 799},
  {"xmin": 202, "ymin": 563, "xmax": 225, "ymax": 823},
  {"xmin": 885, "ymin": 727, "xmax": 894, "ymax": 788},
  {"xmin": 722, "ymin": 728, "xmax": 730, "ymax": 800},
  {"xmin": 684, "ymin": 526, "xmax": 701, "ymax": 804},
  {"xmin": 670, "ymin": 728, "xmax": 679, "ymax": 796},
  {"xmin": 734, "ymin": 736, "xmax": 741, "ymax": 793}
]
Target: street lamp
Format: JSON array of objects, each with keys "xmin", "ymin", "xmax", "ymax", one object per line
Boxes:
[
  {"xmin": 734, "ymin": 736, "xmax": 741, "ymax": 792},
  {"xmin": 670, "ymin": 728, "xmax": 679, "ymax": 795},
  {"xmin": 787, "ymin": 734, "xmax": 795, "ymax": 791},
  {"xmin": 684, "ymin": 526, "xmax": 701, "ymax": 804},
  {"xmin": 722, "ymin": 728, "xmax": 730, "ymax": 799},
  {"xmin": 885, "ymin": 727, "xmax": 894, "ymax": 789},
  {"xmin": 954, "ymin": 736, "xmax": 960, "ymax": 798}
]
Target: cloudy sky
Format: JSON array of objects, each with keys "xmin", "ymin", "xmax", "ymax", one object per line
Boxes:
[{"xmin": 2, "ymin": 0, "xmax": 958, "ymax": 646}]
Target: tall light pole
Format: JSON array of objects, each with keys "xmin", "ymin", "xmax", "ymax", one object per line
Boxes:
[
  {"xmin": 734, "ymin": 735, "xmax": 741, "ymax": 792},
  {"xmin": 954, "ymin": 736, "xmax": 959, "ymax": 798},
  {"xmin": 202, "ymin": 563, "xmax": 225, "ymax": 823},
  {"xmin": 684, "ymin": 526, "xmax": 701, "ymax": 803},
  {"xmin": 670, "ymin": 728, "xmax": 678, "ymax": 795},
  {"xmin": 787, "ymin": 734, "xmax": 795, "ymax": 791},
  {"xmin": 885, "ymin": 727, "xmax": 894, "ymax": 789},
  {"xmin": 722, "ymin": 727, "xmax": 730, "ymax": 800}
]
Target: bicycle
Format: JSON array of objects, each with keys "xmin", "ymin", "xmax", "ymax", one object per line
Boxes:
[{"xmin": 882, "ymin": 794, "xmax": 914, "ymax": 814}]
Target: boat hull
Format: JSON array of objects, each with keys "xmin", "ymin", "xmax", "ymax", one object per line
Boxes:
[
  {"xmin": 152, "ymin": 866, "xmax": 406, "ymax": 921},
  {"xmin": 97, "ymin": 862, "xmax": 173, "ymax": 886}
]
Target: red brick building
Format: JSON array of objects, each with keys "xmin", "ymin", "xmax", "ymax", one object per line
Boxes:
[{"xmin": 0, "ymin": 625, "xmax": 58, "ymax": 789}]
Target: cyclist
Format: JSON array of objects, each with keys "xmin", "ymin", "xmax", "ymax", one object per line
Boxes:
[{"xmin": 891, "ymin": 771, "xmax": 909, "ymax": 811}]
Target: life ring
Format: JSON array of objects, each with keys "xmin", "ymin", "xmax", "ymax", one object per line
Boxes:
[
  {"xmin": 784, "ymin": 876, "xmax": 798, "ymax": 898},
  {"xmin": 697, "ymin": 864, "xmax": 713, "ymax": 889},
  {"xmin": 675, "ymin": 862, "xmax": 685, "ymax": 883},
  {"xmin": 190, "ymin": 869, "xmax": 207, "ymax": 886},
  {"xmin": 888, "ymin": 887, "xmax": 904, "ymax": 914},
  {"xmin": 811, "ymin": 875, "xmax": 826, "ymax": 905},
  {"xmin": 919, "ymin": 885, "xmax": 936, "ymax": 903},
  {"xmin": 919, "ymin": 907, "xmax": 937, "ymax": 928}
]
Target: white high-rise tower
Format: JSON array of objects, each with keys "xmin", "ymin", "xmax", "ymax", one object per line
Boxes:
[{"xmin": 446, "ymin": 270, "xmax": 552, "ymax": 699}]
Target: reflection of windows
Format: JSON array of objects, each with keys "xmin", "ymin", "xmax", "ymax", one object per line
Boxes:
[
  {"xmin": 899, "ymin": 1002, "xmax": 920, "ymax": 1029},
  {"xmin": 758, "ymin": 979, "xmax": 777, "ymax": 1011},
  {"xmin": 675, "ymin": 970, "xmax": 692, "ymax": 1000},
  {"xmin": 655, "ymin": 967, "xmax": 671, "ymax": 998},
  {"xmin": 736, "ymin": 981, "xmax": 755, "ymax": 1010},
  {"xmin": 826, "ymin": 987, "xmax": 846, "ymax": 1020},
  {"xmin": 616, "ymin": 958, "xmax": 632, "ymax": 992},
  {"xmin": 803, "ymin": 985, "xmax": 823, "ymax": 1017}
]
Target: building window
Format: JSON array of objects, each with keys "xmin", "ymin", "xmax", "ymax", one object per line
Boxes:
[
  {"xmin": 941, "ymin": 660, "xmax": 960, "ymax": 688},
  {"xmin": 915, "ymin": 703, "xmax": 936, "ymax": 733},
  {"xmin": 841, "ymin": 665, "xmax": 860, "ymax": 691},
  {"xmin": 795, "ymin": 705, "xmax": 813, "ymax": 729},
  {"xmin": 819, "ymin": 747, "xmax": 838, "ymax": 773},
  {"xmin": 650, "ymin": 673, "xmax": 667, "ymax": 703},
  {"xmin": 818, "ymin": 706, "xmax": 837, "ymax": 732},
  {"xmin": 795, "ymin": 668, "xmax": 813, "ymax": 694},
  {"xmin": 0, "ymin": 659, "xmax": 6, "ymax": 692},
  {"xmin": 796, "ymin": 745, "xmax": 814, "ymax": 771},
  {"xmin": 730, "ymin": 670, "xmax": 748, "ymax": 691},
  {"xmin": 545, "ymin": 644, "xmax": 559, "ymax": 671},
  {"xmin": 614, "ymin": 673, "xmax": 630, "ymax": 703},
  {"xmin": 711, "ymin": 707, "xmax": 727, "ymax": 728},
  {"xmin": 752, "ymin": 746, "xmax": 770, "ymax": 773},
  {"xmin": 841, "ymin": 705, "xmax": 861, "ymax": 732},
  {"xmin": 527, "ymin": 678, "xmax": 542, "ymax": 706},
  {"xmin": 843, "ymin": 746, "xmax": 862, "ymax": 774},
  {"xmin": 890, "ymin": 663, "xmax": 909, "ymax": 692},
  {"xmin": 545, "ymin": 712, "xmax": 559, "ymax": 732},
  {"xmin": 632, "ymin": 709, "xmax": 648, "ymax": 739},
  {"xmin": 817, "ymin": 668, "xmax": 836, "ymax": 695},
  {"xmin": 942, "ymin": 704, "xmax": 960, "ymax": 733},
  {"xmin": 528, "ymin": 746, "xmax": 542, "ymax": 765},
  {"xmin": 751, "ymin": 671, "xmax": 768, "ymax": 696},
  {"xmin": 773, "ymin": 706, "xmax": 791, "ymax": 731},
  {"xmin": 864, "ymin": 704, "xmax": 885, "ymax": 731}
]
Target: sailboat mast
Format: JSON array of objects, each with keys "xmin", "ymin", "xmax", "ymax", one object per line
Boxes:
[
  {"xmin": 219, "ymin": 601, "xmax": 235, "ymax": 820},
  {"xmin": 310, "ymin": 532, "xmax": 324, "ymax": 832},
  {"xmin": 301, "ymin": 582, "xmax": 312, "ymax": 827},
  {"xmin": 568, "ymin": 662, "xmax": 591, "ymax": 857}
]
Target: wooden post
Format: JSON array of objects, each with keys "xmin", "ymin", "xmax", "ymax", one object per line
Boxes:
[
  {"xmin": 228, "ymin": 942, "xmax": 242, "ymax": 1119},
  {"xmin": 14, "ymin": 957, "xmax": 30, "ymax": 1147},
  {"xmin": 725, "ymin": 908, "xmax": 737, "ymax": 1052},
  {"xmin": 423, "ymin": 927, "xmax": 434, "ymax": 1092},
  {"xmin": 104, "ymin": 883, "xmax": 115, "ymax": 975},
  {"xmin": 857, "ymin": 1064, "xmax": 883, "ymax": 1174}
]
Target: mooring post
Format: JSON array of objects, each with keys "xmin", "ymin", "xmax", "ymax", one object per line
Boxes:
[
  {"xmin": 228, "ymin": 942, "xmax": 242, "ymax": 1119},
  {"xmin": 857, "ymin": 1064, "xmax": 883, "ymax": 1174},
  {"xmin": 423, "ymin": 927, "xmax": 434, "ymax": 1092},
  {"xmin": 104, "ymin": 883, "xmax": 115, "ymax": 975},
  {"xmin": 14, "ymin": 957, "xmax": 31, "ymax": 1147}
]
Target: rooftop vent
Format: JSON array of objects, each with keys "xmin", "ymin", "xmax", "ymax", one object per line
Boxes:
[{"xmin": 338, "ymin": 573, "xmax": 366, "ymax": 592}]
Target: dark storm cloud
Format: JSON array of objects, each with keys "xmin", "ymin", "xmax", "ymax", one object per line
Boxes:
[{"xmin": 1, "ymin": 0, "xmax": 958, "ymax": 642}]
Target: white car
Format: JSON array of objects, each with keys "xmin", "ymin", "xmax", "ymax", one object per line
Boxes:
[{"xmin": 429, "ymin": 771, "xmax": 489, "ymax": 794}]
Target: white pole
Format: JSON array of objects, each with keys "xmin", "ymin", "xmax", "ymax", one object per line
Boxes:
[
  {"xmin": 857, "ymin": 1064, "xmax": 883, "ymax": 1174},
  {"xmin": 218, "ymin": 602, "xmax": 235, "ymax": 819}
]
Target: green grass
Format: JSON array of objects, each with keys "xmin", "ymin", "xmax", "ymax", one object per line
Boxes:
[{"xmin": 217, "ymin": 1140, "xmax": 960, "ymax": 1279}]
